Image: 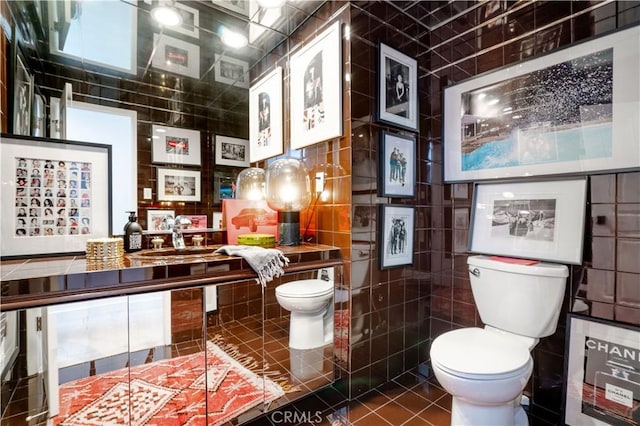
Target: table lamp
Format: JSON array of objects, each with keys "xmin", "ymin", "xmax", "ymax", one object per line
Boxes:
[
  {"xmin": 235, "ymin": 167, "xmax": 266, "ymax": 200},
  {"xmin": 265, "ymin": 159, "xmax": 311, "ymax": 245}
]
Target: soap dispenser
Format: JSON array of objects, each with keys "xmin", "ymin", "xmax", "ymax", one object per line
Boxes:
[{"xmin": 123, "ymin": 211, "xmax": 143, "ymax": 253}]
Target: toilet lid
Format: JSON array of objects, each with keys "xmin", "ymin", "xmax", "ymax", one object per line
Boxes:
[
  {"xmin": 431, "ymin": 328, "xmax": 531, "ymax": 379},
  {"xmin": 276, "ymin": 279, "xmax": 333, "ymax": 298}
]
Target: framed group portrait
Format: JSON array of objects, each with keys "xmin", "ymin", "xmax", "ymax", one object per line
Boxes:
[
  {"xmin": 379, "ymin": 204, "xmax": 415, "ymax": 269},
  {"xmin": 379, "ymin": 131, "xmax": 416, "ymax": 198}
]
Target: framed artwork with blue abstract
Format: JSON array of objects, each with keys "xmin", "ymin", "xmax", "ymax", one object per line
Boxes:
[{"xmin": 443, "ymin": 25, "xmax": 640, "ymax": 182}]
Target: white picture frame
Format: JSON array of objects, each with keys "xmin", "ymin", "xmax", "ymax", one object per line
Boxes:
[
  {"xmin": 377, "ymin": 42, "xmax": 419, "ymax": 132},
  {"xmin": 564, "ymin": 314, "xmax": 640, "ymax": 426},
  {"xmin": 443, "ymin": 25, "xmax": 640, "ymax": 182},
  {"xmin": 169, "ymin": 1, "xmax": 199, "ymax": 39},
  {"xmin": 151, "ymin": 33, "xmax": 200, "ymax": 79},
  {"xmin": 214, "ymin": 54, "xmax": 249, "ymax": 88},
  {"xmin": 151, "ymin": 125, "xmax": 201, "ymax": 166},
  {"xmin": 156, "ymin": 168, "xmax": 201, "ymax": 202},
  {"xmin": 290, "ymin": 20, "xmax": 343, "ymax": 150},
  {"xmin": 249, "ymin": 67, "xmax": 283, "ymax": 162},
  {"xmin": 469, "ymin": 178, "xmax": 587, "ymax": 264},
  {"xmin": 1, "ymin": 135, "xmax": 111, "ymax": 259},
  {"xmin": 211, "ymin": 0, "xmax": 249, "ymax": 16},
  {"xmin": 215, "ymin": 135, "xmax": 250, "ymax": 167},
  {"xmin": 147, "ymin": 209, "xmax": 175, "ymax": 231}
]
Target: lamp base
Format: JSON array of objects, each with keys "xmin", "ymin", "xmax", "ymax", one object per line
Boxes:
[{"xmin": 278, "ymin": 211, "xmax": 300, "ymax": 246}]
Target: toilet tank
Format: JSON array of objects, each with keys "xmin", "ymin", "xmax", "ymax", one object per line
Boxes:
[{"xmin": 467, "ymin": 255, "xmax": 568, "ymax": 338}]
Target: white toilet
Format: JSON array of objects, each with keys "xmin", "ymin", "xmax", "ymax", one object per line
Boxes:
[
  {"xmin": 275, "ymin": 278, "xmax": 334, "ymax": 350},
  {"xmin": 430, "ymin": 255, "xmax": 568, "ymax": 426}
]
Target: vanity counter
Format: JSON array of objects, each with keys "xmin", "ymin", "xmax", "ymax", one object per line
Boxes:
[{"xmin": 0, "ymin": 243, "xmax": 342, "ymax": 311}]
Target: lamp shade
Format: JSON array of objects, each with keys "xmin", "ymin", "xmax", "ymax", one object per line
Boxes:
[
  {"xmin": 265, "ymin": 159, "xmax": 311, "ymax": 246},
  {"xmin": 265, "ymin": 159, "xmax": 311, "ymax": 212},
  {"xmin": 235, "ymin": 167, "xmax": 266, "ymax": 200}
]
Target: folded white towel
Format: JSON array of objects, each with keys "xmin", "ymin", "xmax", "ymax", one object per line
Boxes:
[{"xmin": 214, "ymin": 245, "xmax": 290, "ymax": 287}]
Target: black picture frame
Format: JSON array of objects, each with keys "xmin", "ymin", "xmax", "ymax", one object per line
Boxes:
[
  {"xmin": 563, "ymin": 314, "xmax": 640, "ymax": 426},
  {"xmin": 1, "ymin": 133, "xmax": 113, "ymax": 260},
  {"xmin": 376, "ymin": 42, "xmax": 419, "ymax": 132},
  {"xmin": 10, "ymin": 44, "xmax": 33, "ymax": 136},
  {"xmin": 378, "ymin": 130, "xmax": 416, "ymax": 198},
  {"xmin": 378, "ymin": 204, "xmax": 415, "ymax": 269}
]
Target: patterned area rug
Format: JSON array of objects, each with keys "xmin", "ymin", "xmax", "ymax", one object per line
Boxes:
[{"xmin": 51, "ymin": 340, "xmax": 285, "ymax": 426}]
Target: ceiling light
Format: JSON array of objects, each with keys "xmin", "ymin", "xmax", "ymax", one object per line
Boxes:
[
  {"xmin": 220, "ymin": 26, "xmax": 248, "ymax": 48},
  {"xmin": 151, "ymin": 4, "xmax": 182, "ymax": 27}
]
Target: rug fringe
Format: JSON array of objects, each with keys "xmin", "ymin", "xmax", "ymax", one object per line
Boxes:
[{"xmin": 209, "ymin": 334, "xmax": 300, "ymax": 394}]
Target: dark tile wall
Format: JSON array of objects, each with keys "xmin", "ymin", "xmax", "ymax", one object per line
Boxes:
[{"xmin": 413, "ymin": 1, "xmax": 640, "ymax": 422}]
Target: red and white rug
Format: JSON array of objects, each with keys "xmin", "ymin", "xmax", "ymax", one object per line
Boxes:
[{"xmin": 51, "ymin": 341, "xmax": 285, "ymax": 426}]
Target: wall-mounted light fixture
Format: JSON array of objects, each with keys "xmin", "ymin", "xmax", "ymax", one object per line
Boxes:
[{"xmin": 265, "ymin": 159, "xmax": 311, "ymax": 246}]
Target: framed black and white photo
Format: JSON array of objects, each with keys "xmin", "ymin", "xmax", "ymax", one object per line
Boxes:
[
  {"xmin": 215, "ymin": 135, "xmax": 250, "ymax": 167},
  {"xmin": 151, "ymin": 125, "xmax": 201, "ymax": 166},
  {"xmin": 12, "ymin": 52, "xmax": 33, "ymax": 136},
  {"xmin": 1, "ymin": 134, "xmax": 111, "ymax": 259},
  {"xmin": 157, "ymin": 168, "xmax": 201, "ymax": 202},
  {"xmin": 147, "ymin": 209, "xmax": 175, "ymax": 231},
  {"xmin": 249, "ymin": 67, "xmax": 283, "ymax": 162},
  {"xmin": 469, "ymin": 178, "xmax": 587, "ymax": 264},
  {"xmin": 151, "ymin": 33, "xmax": 200, "ymax": 79},
  {"xmin": 379, "ymin": 204, "xmax": 415, "ymax": 269},
  {"xmin": 379, "ymin": 131, "xmax": 416, "ymax": 198},
  {"xmin": 444, "ymin": 25, "xmax": 640, "ymax": 182},
  {"xmin": 214, "ymin": 54, "xmax": 249, "ymax": 88},
  {"xmin": 169, "ymin": 1, "xmax": 200, "ymax": 39},
  {"xmin": 563, "ymin": 314, "xmax": 640, "ymax": 426},
  {"xmin": 290, "ymin": 20, "xmax": 342, "ymax": 149},
  {"xmin": 377, "ymin": 43, "xmax": 418, "ymax": 132}
]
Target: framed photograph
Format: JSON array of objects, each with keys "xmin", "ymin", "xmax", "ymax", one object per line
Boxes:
[
  {"xmin": 1, "ymin": 134, "xmax": 111, "ymax": 259},
  {"xmin": 169, "ymin": 1, "xmax": 199, "ymax": 39},
  {"xmin": 444, "ymin": 25, "xmax": 640, "ymax": 182},
  {"xmin": 215, "ymin": 135, "xmax": 250, "ymax": 167},
  {"xmin": 290, "ymin": 20, "xmax": 342, "ymax": 150},
  {"xmin": 379, "ymin": 131, "xmax": 416, "ymax": 198},
  {"xmin": 157, "ymin": 168, "xmax": 201, "ymax": 202},
  {"xmin": 184, "ymin": 214, "xmax": 207, "ymax": 229},
  {"xmin": 214, "ymin": 54, "xmax": 249, "ymax": 88},
  {"xmin": 147, "ymin": 209, "xmax": 175, "ymax": 231},
  {"xmin": 469, "ymin": 178, "xmax": 587, "ymax": 264},
  {"xmin": 151, "ymin": 33, "xmax": 200, "ymax": 79},
  {"xmin": 211, "ymin": 0, "xmax": 249, "ymax": 16},
  {"xmin": 213, "ymin": 172, "xmax": 235, "ymax": 204},
  {"xmin": 564, "ymin": 314, "xmax": 640, "ymax": 426},
  {"xmin": 249, "ymin": 67, "xmax": 284, "ymax": 162},
  {"xmin": 12, "ymin": 52, "xmax": 33, "ymax": 136},
  {"xmin": 151, "ymin": 125, "xmax": 201, "ymax": 166},
  {"xmin": 377, "ymin": 43, "xmax": 418, "ymax": 132},
  {"xmin": 379, "ymin": 204, "xmax": 415, "ymax": 269},
  {"xmin": 212, "ymin": 212, "xmax": 224, "ymax": 230}
]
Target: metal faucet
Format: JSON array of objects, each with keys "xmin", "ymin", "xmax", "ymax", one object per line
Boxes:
[{"xmin": 161, "ymin": 215, "xmax": 192, "ymax": 249}]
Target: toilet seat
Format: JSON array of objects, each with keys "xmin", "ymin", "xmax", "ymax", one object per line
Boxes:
[
  {"xmin": 431, "ymin": 328, "xmax": 532, "ymax": 380},
  {"xmin": 276, "ymin": 279, "xmax": 333, "ymax": 298}
]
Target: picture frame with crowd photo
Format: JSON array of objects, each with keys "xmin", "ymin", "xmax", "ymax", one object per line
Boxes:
[{"xmin": 1, "ymin": 134, "xmax": 111, "ymax": 259}]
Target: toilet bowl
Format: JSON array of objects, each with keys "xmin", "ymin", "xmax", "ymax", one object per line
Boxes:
[
  {"xmin": 275, "ymin": 279, "xmax": 334, "ymax": 350},
  {"xmin": 430, "ymin": 255, "xmax": 569, "ymax": 425},
  {"xmin": 431, "ymin": 328, "xmax": 534, "ymax": 425}
]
